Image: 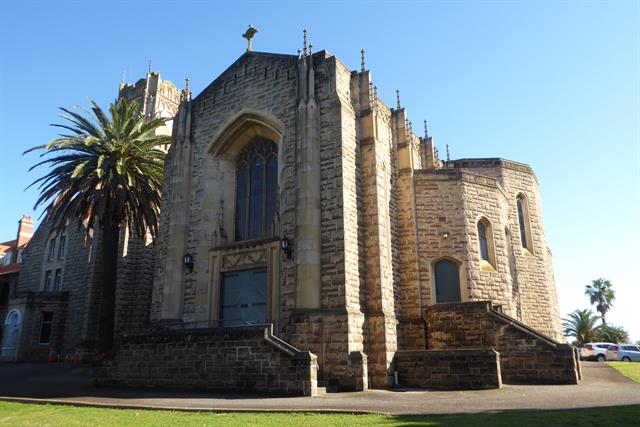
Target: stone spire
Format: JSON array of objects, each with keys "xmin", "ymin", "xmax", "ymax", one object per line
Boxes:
[
  {"xmin": 303, "ymin": 29, "xmax": 308, "ymax": 56},
  {"xmin": 148, "ymin": 59, "xmax": 153, "ymax": 74},
  {"xmin": 295, "ymin": 26, "xmax": 321, "ymax": 309},
  {"xmin": 369, "ymin": 81, "xmax": 375, "ymax": 110},
  {"xmin": 182, "ymin": 77, "xmax": 191, "ymax": 101},
  {"xmin": 446, "ymin": 144, "xmax": 451, "ymax": 162},
  {"xmin": 424, "ymin": 120, "xmax": 428, "ymax": 138},
  {"xmin": 361, "ymin": 49, "xmax": 365, "ymax": 72},
  {"xmin": 396, "ymin": 89, "xmax": 401, "ymax": 110}
]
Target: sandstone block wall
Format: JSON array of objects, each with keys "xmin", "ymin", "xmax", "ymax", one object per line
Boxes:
[
  {"xmin": 152, "ymin": 51, "xmax": 371, "ymax": 389},
  {"xmin": 94, "ymin": 325, "xmax": 318, "ymax": 396},
  {"xmin": 13, "ymin": 218, "xmax": 103, "ymax": 360},
  {"xmin": 393, "ymin": 348, "xmax": 501, "ymax": 390},
  {"xmin": 449, "ymin": 159, "xmax": 563, "ymax": 340},
  {"xmin": 426, "ymin": 301, "xmax": 578, "ymax": 384},
  {"xmin": 14, "ymin": 293, "xmax": 69, "ymax": 361},
  {"xmin": 114, "ymin": 229, "xmax": 155, "ymax": 335},
  {"xmin": 413, "ymin": 159, "xmax": 563, "ymax": 341}
]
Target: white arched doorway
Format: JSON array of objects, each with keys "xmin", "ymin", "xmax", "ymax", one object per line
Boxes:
[{"xmin": 1, "ymin": 309, "xmax": 22, "ymax": 360}]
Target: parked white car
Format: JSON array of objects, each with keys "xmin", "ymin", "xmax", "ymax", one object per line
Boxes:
[
  {"xmin": 580, "ymin": 342, "xmax": 615, "ymax": 361},
  {"xmin": 606, "ymin": 344, "xmax": 640, "ymax": 362}
]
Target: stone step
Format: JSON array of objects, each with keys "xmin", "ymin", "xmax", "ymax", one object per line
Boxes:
[{"xmin": 317, "ymin": 381, "xmax": 339, "ymax": 393}]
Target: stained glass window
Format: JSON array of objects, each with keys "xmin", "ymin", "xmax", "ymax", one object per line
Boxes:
[
  {"xmin": 235, "ymin": 138, "xmax": 278, "ymax": 241},
  {"xmin": 235, "ymin": 163, "xmax": 248, "ymax": 240},
  {"xmin": 265, "ymin": 155, "xmax": 278, "ymax": 236},
  {"xmin": 249, "ymin": 158, "xmax": 264, "ymax": 239}
]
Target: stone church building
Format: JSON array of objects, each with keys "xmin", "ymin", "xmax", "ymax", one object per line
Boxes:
[{"xmin": 8, "ymin": 33, "xmax": 579, "ymax": 393}]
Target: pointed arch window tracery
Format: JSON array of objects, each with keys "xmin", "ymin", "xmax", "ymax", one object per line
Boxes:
[{"xmin": 234, "ymin": 137, "xmax": 278, "ymax": 241}]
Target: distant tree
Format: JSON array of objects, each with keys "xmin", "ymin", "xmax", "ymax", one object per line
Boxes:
[
  {"xmin": 585, "ymin": 278, "xmax": 615, "ymax": 325},
  {"xmin": 596, "ymin": 324, "xmax": 629, "ymax": 344},
  {"xmin": 25, "ymin": 98, "xmax": 169, "ymax": 353},
  {"xmin": 562, "ymin": 309, "xmax": 600, "ymax": 345}
]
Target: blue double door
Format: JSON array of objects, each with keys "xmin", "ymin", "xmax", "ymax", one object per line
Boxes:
[{"xmin": 220, "ymin": 268, "xmax": 268, "ymax": 326}]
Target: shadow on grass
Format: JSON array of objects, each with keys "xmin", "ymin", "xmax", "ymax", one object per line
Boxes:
[{"xmin": 388, "ymin": 405, "xmax": 640, "ymax": 427}]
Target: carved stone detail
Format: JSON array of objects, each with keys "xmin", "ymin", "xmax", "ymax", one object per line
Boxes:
[{"xmin": 221, "ymin": 248, "xmax": 267, "ymax": 271}]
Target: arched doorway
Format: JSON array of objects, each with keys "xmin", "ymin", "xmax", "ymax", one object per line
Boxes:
[
  {"xmin": 433, "ymin": 259, "xmax": 462, "ymax": 303},
  {"xmin": 1, "ymin": 309, "xmax": 22, "ymax": 359}
]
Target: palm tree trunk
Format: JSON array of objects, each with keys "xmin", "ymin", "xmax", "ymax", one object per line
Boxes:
[{"xmin": 97, "ymin": 221, "xmax": 119, "ymax": 354}]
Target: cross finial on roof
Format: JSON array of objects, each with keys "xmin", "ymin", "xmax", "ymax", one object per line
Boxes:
[{"xmin": 242, "ymin": 25, "xmax": 259, "ymax": 52}]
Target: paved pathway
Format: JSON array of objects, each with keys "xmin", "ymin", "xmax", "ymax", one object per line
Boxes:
[{"xmin": 1, "ymin": 362, "xmax": 638, "ymax": 415}]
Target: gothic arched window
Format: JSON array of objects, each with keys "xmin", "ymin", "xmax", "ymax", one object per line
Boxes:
[
  {"xmin": 477, "ymin": 218, "xmax": 496, "ymax": 268},
  {"xmin": 478, "ymin": 221, "xmax": 489, "ymax": 261},
  {"xmin": 235, "ymin": 138, "xmax": 278, "ymax": 241},
  {"xmin": 516, "ymin": 194, "xmax": 532, "ymax": 252}
]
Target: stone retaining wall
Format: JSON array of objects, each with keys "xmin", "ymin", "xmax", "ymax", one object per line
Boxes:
[
  {"xmin": 393, "ymin": 348, "xmax": 501, "ymax": 390},
  {"xmin": 93, "ymin": 324, "xmax": 318, "ymax": 396},
  {"xmin": 426, "ymin": 301, "xmax": 579, "ymax": 384}
]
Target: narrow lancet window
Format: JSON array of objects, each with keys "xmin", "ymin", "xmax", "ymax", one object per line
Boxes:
[
  {"xmin": 249, "ymin": 158, "xmax": 264, "ymax": 239},
  {"xmin": 235, "ymin": 163, "xmax": 248, "ymax": 240},
  {"xmin": 477, "ymin": 218, "xmax": 496, "ymax": 268},
  {"xmin": 265, "ymin": 155, "xmax": 278, "ymax": 236},
  {"xmin": 516, "ymin": 196, "xmax": 531, "ymax": 251},
  {"xmin": 478, "ymin": 222, "xmax": 489, "ymax": 261}
]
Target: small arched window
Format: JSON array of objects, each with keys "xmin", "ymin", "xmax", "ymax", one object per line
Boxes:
[
  {"xmin": 477, "ymin": 218, "xmax": 496, "ymax": 268},
  {"xmin": 235, "ymin": 138, "xmax": 278, "ymax": 241},
  {"xmin": 516, "ymin": 194, "xmax": 532, "ymax": 252},
  {"xmin": 478, "ymin": 222, "xmax": 489, "ymax": 261}
]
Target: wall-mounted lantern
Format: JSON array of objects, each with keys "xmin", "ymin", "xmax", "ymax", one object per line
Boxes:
[
  {"xmin": 280, "ymin": 237, "xmax": 293, "ymax": 259},
  {"xmin": 183, "ymin": 253, "xmax": 194, "ymax": 273}
]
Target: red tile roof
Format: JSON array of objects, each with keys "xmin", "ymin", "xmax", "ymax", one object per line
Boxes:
[{"xmin": 0, "ymin": 239, "xmax": 28, "ymax": 277}]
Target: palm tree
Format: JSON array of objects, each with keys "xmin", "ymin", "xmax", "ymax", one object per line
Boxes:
[
  {"xmin": 585, "ymin": 278, "xmax": 615, "ymax": 326},
  {"xmin": 596, "ymin": 324, "xmax": 629, "ymax": 344},
  {"xmin": 25, "ymin": 98, "xmax": 170, "ymax": 353},
  {"xmin": 562, "ymin": 309, "xmax": 600, "ymax": 345}
]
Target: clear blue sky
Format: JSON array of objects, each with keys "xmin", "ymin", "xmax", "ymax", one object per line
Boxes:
[{"xmin": 1, "ymin": 1, "xmax": 638, "ymax": 341}]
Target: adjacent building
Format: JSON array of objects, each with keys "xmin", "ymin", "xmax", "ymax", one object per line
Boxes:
[
  {"xmin": 0, "ymin": 72, "xmax": 180, "ymax": 362},
  {"xmin": 0, "ymin": 215, "xmax": 33, "ymax": 359}
]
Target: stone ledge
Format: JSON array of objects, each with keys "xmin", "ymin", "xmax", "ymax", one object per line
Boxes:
[
  {"xmin": 426, "ymin": 301, "xmax": 579, "ymax": 385},
  {"xmin": 93, "ymin": 324, "xmax": 318, "ymax": 397},
  {"xmin": 393, "ymin": 348, "xmax": 501, "ymax": 390}
]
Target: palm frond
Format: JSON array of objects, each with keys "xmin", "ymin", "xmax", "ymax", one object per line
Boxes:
[{"xmin": 24, "ymin": 97, "xmax": 169, "ymax": 240}]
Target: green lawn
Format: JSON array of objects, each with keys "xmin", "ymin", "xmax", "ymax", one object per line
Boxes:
[
  {"xmin": 607, "ymin": 361, "xmax": 640, "ymax": 383},
  {"xmin": 0, "ymin": 401, "xmax": 639, "ymax": 427}
]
